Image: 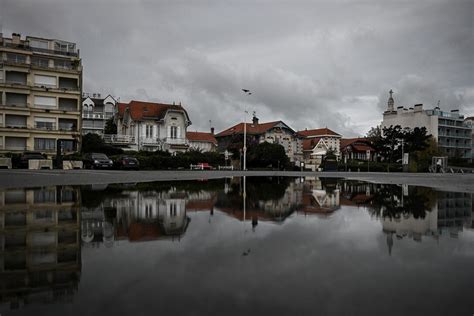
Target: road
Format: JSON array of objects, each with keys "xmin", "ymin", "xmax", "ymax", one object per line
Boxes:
[{"xmin": 0, "ymin": 169, "xmax": 473, "ymax": 192}]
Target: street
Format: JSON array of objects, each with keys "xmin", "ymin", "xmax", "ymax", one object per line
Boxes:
[{"xmin": 1, "ymin": 169, "xmax": 473, "ymax": 193}]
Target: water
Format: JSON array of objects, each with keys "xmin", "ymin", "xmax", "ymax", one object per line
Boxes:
[{"xmin": 0, "ymin": 177, "xmax": 473, "ymax": 316}]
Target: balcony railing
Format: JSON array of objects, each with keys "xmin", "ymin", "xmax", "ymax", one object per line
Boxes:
[
  {"xmin": 141, "ymin": 138, "xmax": 162, "ymax": 145},
  {"xmin": 2, "ymin": 42, "xmax": 79, "ymax": 57},
  {"xmin": 82, "ymin": 113, "xmax": 107, "ymax": 119},
  {"xmin": 164, "ymin": 137, "xmax": 189, "ymax": 145},
  {"xmin": 35, "ymin": 122, "xmax": 56, "ymax": 130},
  {"xmin": 104, "ymin": 134, "xmax": 136, "ymax": 144}
]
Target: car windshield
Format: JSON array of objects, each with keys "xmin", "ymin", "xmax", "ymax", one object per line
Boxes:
[{"xmin": 92, "ymin": 154, "xmax": 108, "ymax": 159}]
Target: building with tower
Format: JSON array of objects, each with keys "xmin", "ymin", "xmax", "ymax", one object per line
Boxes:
[
  {"xmin": 81, "ymin": 93, "xmax": 117, "ymax": 136},
  {"xmin": 381, "ymin": 90, "xmax": 472, "ymax": 160}
]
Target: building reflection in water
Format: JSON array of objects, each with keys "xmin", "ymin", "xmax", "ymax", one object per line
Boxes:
[
  {"xmin": 0, "ymin": 186, "xmax": 81, "ymax": 310},
  {"xmin": 81, "ymin": 184, "xmax": 191, "ymax": 246},
  {"xmin": 0, "ymin": 177, "xmax": 472, "ymax": 311}
]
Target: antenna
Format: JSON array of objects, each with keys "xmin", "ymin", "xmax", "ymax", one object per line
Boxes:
[
  {"xmin": 437, "ymin": 100, "xmax": 440, "ymax": 107},
  {"xmin": 209, "ymin": 119, "xmax": 212, "ymax": 129}
]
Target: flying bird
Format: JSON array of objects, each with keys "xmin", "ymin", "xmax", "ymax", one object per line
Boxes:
[{"xmin": 242, "ymin": 89, "xmax": 249, "ymax": 93}]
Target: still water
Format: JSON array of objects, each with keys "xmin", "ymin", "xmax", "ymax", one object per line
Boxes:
[{"xmin": 0, "ymin": 177, "xmax": 473, "ymax": 316}]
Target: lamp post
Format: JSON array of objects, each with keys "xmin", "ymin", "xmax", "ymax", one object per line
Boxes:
[{"xmin": 241, "ymin": 89, "xmax": 252, "ymax": 171}]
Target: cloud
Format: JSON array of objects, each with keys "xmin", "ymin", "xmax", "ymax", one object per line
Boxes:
[{"xmin": 2, "ymin": 0, "xmax": 473, "ymax": 135}]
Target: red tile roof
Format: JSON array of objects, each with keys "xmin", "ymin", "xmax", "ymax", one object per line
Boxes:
[
  {"xmin": 186, "ymin": 131, "xmax": 217, "ymax": 144},
  {"xmin": 117, "ymin": 100, "xmax": 190, "ymax": 122},
  {"xmin": 340, "ymin": 138, "xmax": 375, "ymax": 152},
  {"xmin": 302, "ymin": 137, "xmax": 322, "ymax": 151},
  {"xmin": 297, "ymin": 128, "xmax": 341, "ymax": 137},
  {"xmin": 215, "ymin": 121, "xmax": 284, "ymax": 137}
]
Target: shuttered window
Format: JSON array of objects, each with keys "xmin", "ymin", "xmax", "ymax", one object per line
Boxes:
[
  {"xmin": 34, "ymin": 75, "xmax": 57, "ymax": 87},
  {"xmin": 34, "ymin": 96, "xmax": 56, "ymax": 109}
]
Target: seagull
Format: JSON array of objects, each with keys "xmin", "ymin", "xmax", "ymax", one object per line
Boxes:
[{"xmin": 242, "ymin": 89, "xmax": 250, "ymax": 93}]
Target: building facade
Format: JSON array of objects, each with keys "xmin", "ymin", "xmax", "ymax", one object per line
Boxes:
[
  {"xmin": 340, "ymin": 138, "xmax": 377, "ymax": 161},
  {"xmin": 215, "ymin": 117, "xmax": 304, "ymax": 163},
  {"xmin": 381, "ymin": 90, "xmax": 472, "ymax": 160},
  {"xmin": 0, "ymin": 33, "xmax": 82, "ymax": 155},
  {"xmin": 187, "ymin": 131, "xmax": 217, "ymax": 152},
  {"xmin": 106, "ymin": 100, "xmax": 191, "ymax": 153},
  {"xmin": 297, "ymin": 128, "xmax": 342, "ymax": 171},
  {"xmin": 81, "ymin": 93, "xmax": 117, "ymax": 136}
]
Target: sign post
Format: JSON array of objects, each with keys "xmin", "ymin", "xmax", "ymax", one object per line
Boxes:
[{"xmin": 366, "ymin": 150, "xmax": 370, "ymax": 172}]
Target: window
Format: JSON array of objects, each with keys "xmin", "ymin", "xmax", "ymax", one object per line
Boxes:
[
  {"xmin": 34, "ymin": 138, "xmax": 56, "ymax": 151},
  {"xmin": 34, "ymin": 75, "xmax": 57, "ymax": 87},
  {"xmin": 6, "ymin": 53, "xmax": 27, "ymax": 64},
  {"xmin": 29, "ymin": 39, "xmax": 49, "ymax": 49},
  {"xmin": 31, "ymin": 57, "xmax": 50, "ymax": 68},
  {"xmin": 169, "ymin": 203, "xmax": 177, "ymax": 217},
  {"xmin": 34, "ymin": 117, "xmax": 56, "ymax": 130},
  {"xmin": 34, "ymin": 189, "xmax": 56, "ymax": 203},
  {"xmin": 59, "ymin": 140, "xmax": 75, "ymax": 152},
  {"xmin": 171, "ymin": 126, "xmax": 178, "ymax": 139},
  {"xmin": 54, "ymin": 59, "xmax": 72, "ymax": 69},
  {"xmin": 146, "ymin": 125, "xmax": 153, "ymax": 138},
  {"xmin": 34, "ymin": 96, "xmax": 57, "ymax": 109}
]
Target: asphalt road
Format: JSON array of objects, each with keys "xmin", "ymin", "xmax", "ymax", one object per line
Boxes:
[{"xmin": 0, "ymin": 169, "xmax": 473, "ymax": 192}]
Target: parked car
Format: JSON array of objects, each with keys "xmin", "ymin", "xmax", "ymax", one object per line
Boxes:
[
  {"xmin": 83, "ymin": 153, "xmax": 114, "ymax": 169},
  {"xmin": 19, "ymin": 152, "xmax": 46, "ymax": 169},
  {"xmin": 115, "ymin": 156, "xmax": 140, "ymax": 170}
]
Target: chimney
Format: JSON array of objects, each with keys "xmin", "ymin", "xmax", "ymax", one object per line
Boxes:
[
  {"xmin": 211, "ymin": 127, "xmax": 215, "ymax": 134},
  {"xmin": 12, "ymin": 33, "xmax": 21, "ymax": 44},
  {"xmin": 414, "ymin": 104, "xmax": 423, "ymax": 112},
  {"xmin": 252, "ymin": 115, "xmax": 259, "ymax": 125}
]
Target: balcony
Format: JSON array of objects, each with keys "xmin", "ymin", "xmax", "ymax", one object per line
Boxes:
[
  {"xmin": 104, "ymin": 134, "xmax": 136, "ymax": 144},
  {"xmin": 35, "ymin": 122, "xmax": 56, "ymax": 131},
  {"xmin": 83, "ymin": 112, "xmax": 105, "ymax": 119},
  {"xmin": 141, "ymin": 138, "xmax": 162, "ymax": 146},
  {"xmin": 2, "ymin": 42, "xmax": 79, "ymax": 57},
  {"xmin": 164, "ymin": 137, "xmax": 189, "ymax": 146}
]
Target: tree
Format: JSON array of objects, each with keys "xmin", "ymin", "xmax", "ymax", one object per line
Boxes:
[
  {"xmin": 247, "ymin": 142, "xmax": 290, "ymax": 169},
  {"xmin": 104, "ymin": 118, "xmax": 117, "ymax": 135},
  {"xmin": 82, "ymin": 133, "xmax": 123, "ymax": 156}
]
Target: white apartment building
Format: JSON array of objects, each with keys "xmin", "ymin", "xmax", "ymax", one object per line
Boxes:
[
  {"xmin": 105, "ymin": 100, "xmax": 191, "ymax": 153},
  {"xmin": 0, "ymin": 33, "xmax": 82, "ymax": 154},
  {"xmin": 81, "ymin": 93, "xmax": 117, "ymax": 135},
  {"xmin": 381, "ymin": 90, "xmax": 472, "ymax": 160}
]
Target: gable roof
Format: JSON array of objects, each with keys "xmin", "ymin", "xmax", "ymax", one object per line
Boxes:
[
  {"xmin": 302, "ymin": 137, "xmax": 323, "ymax": 151},
  {"xmin": 117, "ymin": 100, "xmax": 191, "ymax": 122},
  {"xmin": 340, "ymin": 138, "xmax": 375, "ymax": 152},
  {"xmin": 186, "ymin": 131, "xmax": 217, "ymax": 144},
  {"xmin": 297, "ymin": 128, "xmax": 341, "ymax": 138},
  {"xmin": 215, "ymin": 121, "xmax": 294, "ymax": 137}
]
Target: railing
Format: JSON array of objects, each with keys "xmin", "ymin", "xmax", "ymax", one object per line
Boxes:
[
  {"xmin": 164, "ymin": 137, "xmax": 189, "ymax": 145},
  {"xmin": 141, "ymin": 138, "xmax": 162, "ymax": 145},
  {"xmin": 35, "ymin": 122, "xmax": 56, "ymax": 130},
  {"xmin": 104, "ymin": 134, "xmax": 136, "ymax": 144},
  {"xmin": 2, "ymin": 42, "xmax": 79, "ymax": 57},
  {"xmin": 82, "ymin": 113, "xmax": 106, "ymax": 119}
]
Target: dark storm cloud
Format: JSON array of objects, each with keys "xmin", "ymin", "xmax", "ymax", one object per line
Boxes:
[{"xmin": 2, "ymin": 0, "xmax": 473, "ymax": 136}]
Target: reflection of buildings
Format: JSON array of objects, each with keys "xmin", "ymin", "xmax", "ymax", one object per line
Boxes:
[
  {"xmin": 297, "ymin": 177, "xmax": 340, "ymax": 216},
  {"xmin": 0, "ymin": 186, "xmax": 81, "ymax": 310},
  {"xmin": 81, "ymin": 186, "xmax": 191, "ymax": 245},
  {"xmin": 216, "ymin": 177, "xmax": 304, "ymax": 224}
]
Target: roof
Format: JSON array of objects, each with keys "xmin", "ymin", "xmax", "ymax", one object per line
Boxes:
[
  {"xmin": 340, "ymin": 138, "xmax": 375, "ymax": 152},
  {"xmin": 297, "ymin": 128, "xmax": 341, "ymax": 138},
  {"xmin": 117, "ymin": 100, "xmax": 190, "ymax": 122},
  {"xmin": 215, "ymin": 121, "xmax": 291, "ymax": 137},
  {"xmin": 186, "ymin": 131, "xmax": 217, "ymax": 144},
  {"xmin": 302, "ymin": 137, "xmax": 322, "ymax": 151}
]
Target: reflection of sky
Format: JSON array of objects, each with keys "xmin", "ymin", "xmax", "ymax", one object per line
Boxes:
[{"xmin": 12, "ymin": 203, "xmax": 474, "ymax": 316}]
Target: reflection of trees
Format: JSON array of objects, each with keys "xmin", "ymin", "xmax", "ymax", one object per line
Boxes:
[{"xmin": 367, "ymin": 185, "xmax": 437, "ymax": 219}]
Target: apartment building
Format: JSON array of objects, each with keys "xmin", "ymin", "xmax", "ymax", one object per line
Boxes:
[
  {"xmin": 0, "ymin": 33, "xmax": 82, "ymax": 155},
  {"xmin": 81, "ymin": 93, "xmax": 117, "ymax": 136},
  {"xmin": 381, "ymin": 90, "xmax": 472, "ymax": 160}
]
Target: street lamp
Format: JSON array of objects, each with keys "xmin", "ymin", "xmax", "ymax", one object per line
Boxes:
[{"xmin": 242, "ymin": 89, "xmax": 252, "ymax": 171}]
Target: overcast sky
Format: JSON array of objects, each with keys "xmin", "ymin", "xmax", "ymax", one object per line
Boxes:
[{"xmin": 2, "ymin": 0, "xmax": 473, "ymax": 136}]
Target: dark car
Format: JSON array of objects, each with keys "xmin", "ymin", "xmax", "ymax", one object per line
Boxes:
[
  {"xmin": 115, "ymin": 156, "xmax": 140, "ymax": 170},
  {"xmin": 83, "ymin": 153, "xmax": 114, "ymax": 169},
  {"xmin": 19, "ymin": 152, "xmax": 46, "ymax": 169}
]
